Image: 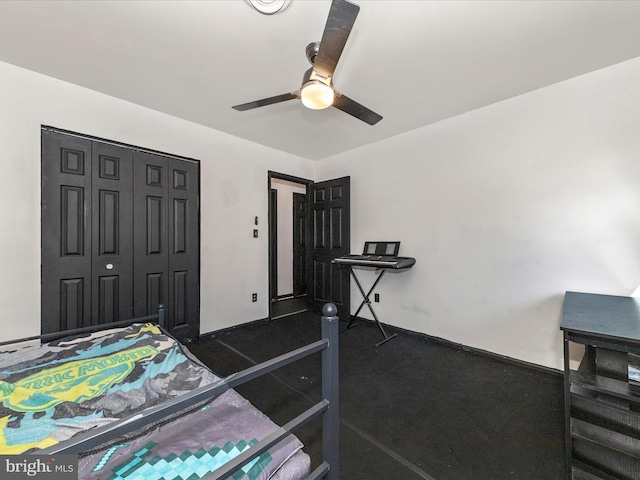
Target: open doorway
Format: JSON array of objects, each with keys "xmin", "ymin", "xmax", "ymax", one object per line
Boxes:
[
  {"xmin": 268, "ymin": 172, "xmax": 312, "ymax": 319},
  {"xmin": 268, "ymin": 171, "xmax": 351, "ymax": 321}
]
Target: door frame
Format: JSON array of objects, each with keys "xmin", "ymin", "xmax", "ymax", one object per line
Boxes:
[
  {"xmin": 267, "ymin": 171, "xmax": 313, "ymax": 320},
  {"xmin": 269, "ymin": 188, "xmax": 278, "ymax": 302}
]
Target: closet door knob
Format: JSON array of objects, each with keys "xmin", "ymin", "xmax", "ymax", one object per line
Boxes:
[{"xmin": 105, "ymin": 263, "xmax": 114, "ymax": 270}]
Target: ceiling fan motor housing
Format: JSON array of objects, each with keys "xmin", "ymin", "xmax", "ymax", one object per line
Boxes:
[
  {"xmin": 305, "ymin": 42, "xmax": 320, "ymax": 65},
  {"xmin": 301, "ymin": 67, "xmax": 332, "ymax": 87}
]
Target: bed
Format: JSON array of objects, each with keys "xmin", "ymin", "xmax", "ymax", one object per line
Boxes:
[{"xmin": 0, "ymin": 304, "xmax": 339, "ymax": 480}]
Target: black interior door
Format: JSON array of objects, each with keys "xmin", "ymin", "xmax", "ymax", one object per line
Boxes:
[
  {"xmin": 292, "ymin": 192, "xmax": 307, "ymax": 297},
  {"xmin": 309, "ymin": 176, "xmax": 350, "ymax": 320}
]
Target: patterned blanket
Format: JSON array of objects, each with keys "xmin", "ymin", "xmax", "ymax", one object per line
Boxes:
[
  {"xmin": 0, "ymin": 323, "xmax": 310, "ymax": 479},
  {"xmin": 78, "ymin": 389, "xmax": 309, "ymax": 480},
  {"xmin": 0, "ymin": 323, "xmax": 218, "ymax": 454}
]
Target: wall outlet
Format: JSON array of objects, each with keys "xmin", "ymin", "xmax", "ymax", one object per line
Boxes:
[
  {"xmin": 252, "ymin": 293, "xmax": 257, "ymax": 302},
  {"xmin": 374, "ymin": 293, "xmax": 380, "ymax": 303}
]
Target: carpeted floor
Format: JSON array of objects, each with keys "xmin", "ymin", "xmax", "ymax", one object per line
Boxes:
[
  {"xmin": 271, "ymin": 296, "xmax": 308, "ymax": 319},
  {"xmin": 188, "ymin": 311, "xmax": 566, "ymax": 480}
]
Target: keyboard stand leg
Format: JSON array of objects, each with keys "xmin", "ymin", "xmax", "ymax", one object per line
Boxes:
[
  {"xmin": 345, "ymin": 267, "xmax": 398, "ymax": 347},
  {"xmin": 340, "ymin": 316, "xmax": 358, "ymax": 333},
  {"xmin": 340, "ymin": 266, "xmax": 361, "ymax": 333}
]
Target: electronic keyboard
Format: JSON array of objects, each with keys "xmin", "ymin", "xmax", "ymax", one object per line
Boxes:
[{"xmin": 332, "ymin": 254, "xmax": 416, "ymax": 269}]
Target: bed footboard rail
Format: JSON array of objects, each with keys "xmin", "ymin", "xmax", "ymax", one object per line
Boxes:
[
  {"xmin": 209, "ymin": 304, "xmax": 340, "ymax": 480},
  {"xmin": 0, "ymin": 305, "xmax": 166, "ymax": 348},
  {"xmin": 37, "ymin": 304, "xmax": 340, "ymax": 480}
]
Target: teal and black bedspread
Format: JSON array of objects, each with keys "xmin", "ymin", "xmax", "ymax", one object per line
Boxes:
[{"xmin": 0, "ymin": 323, "xmax": 310, "ymax": 479}]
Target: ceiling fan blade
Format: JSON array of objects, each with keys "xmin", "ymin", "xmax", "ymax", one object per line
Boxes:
[
  {"xmin": 332, "ymin": 92, "xmax": 382, "ymax": 125},
  {"xmin": 232, "ymin": 92, "xmax": 298, "ymax": 111},
  {"xmin": 313, "ymin": 0, "xmax": 360, "ymax": 79}
]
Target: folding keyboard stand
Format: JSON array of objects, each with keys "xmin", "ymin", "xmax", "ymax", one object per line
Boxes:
[{"xmin": 341, "ymin": 266, "xmax": 398, "ymax": 347}]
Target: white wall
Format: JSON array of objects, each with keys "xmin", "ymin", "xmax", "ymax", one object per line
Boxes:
[
  {"xmin": 4, "ymin": 55, "xmax": 640, "ymax": 370},
  {"xmin": 0, "ymin": 61, "xmax": 314, "ymax": 342},
  {"xmin": 270, "ymin": 178, "xmax": 307, "ymax": 297},
  {"xmin": 316, "ymin": 56, "xmax": 640, "ymax": 370}
]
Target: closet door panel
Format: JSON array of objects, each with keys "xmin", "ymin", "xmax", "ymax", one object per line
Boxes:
[
  {"xmin": 91, "ymin": 142, "xmax": 134, "ymax": 325},
  {"xmin": 133, "ymin": 152, "xmax": 169, "ymax": 323},
  {"xmin": 167, "ymin": 159, "xmax": 200, "ymax": 341},
  {"xmin": 42, "ymin": 131, "xmax": 92, "ymax": 333}
]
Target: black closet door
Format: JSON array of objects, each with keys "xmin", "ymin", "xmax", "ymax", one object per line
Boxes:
[
  {"xmin": 91, "ymin": 142, "xmax": 134, "ymax": 325},
  {"xmin": 168, "ymin": 158, "xmax": 200, "ymax": 341},
  {"xmin": 132, "ymin": 152, "xmax": 170, "ymax": 327},
  {"xmin": 133, "ymin": 151, "xmax": 200, "ymax": 342},
  {"xmin": 42, "ymin": 130, "xmax": 200, "ymax": 340},
  {"xmin": 41, "ymin": 133, "xmax": 135, "ymax": 332},
  {"xmin": 42, "ymin": 131, "xmax": 93, "ymax": 333}
]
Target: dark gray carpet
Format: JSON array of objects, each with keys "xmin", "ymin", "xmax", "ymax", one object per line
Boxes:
[
  {"xmin": 188, "ymin": 312, "xmax": 565, "ymax": 480},
  {"xmin": 271, "ymin": 296, "xmax": 308, "ymax": 318}
]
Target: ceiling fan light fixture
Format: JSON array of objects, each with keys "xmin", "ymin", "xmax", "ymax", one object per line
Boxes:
[
  {"xmin": 232, "ymin": 0, "xmax": 383, "ymax": 124},
  {"xmin": 300, "ymin": 80, "xmax": 335, "ymax": 110},
  {"xmin": 245, "ymin": 0, "xmax": 293, "ymax": 15}
]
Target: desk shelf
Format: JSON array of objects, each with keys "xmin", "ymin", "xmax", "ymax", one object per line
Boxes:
[
  {"xmin": 562, "ymin": 292, "xmax": 640, "ymax": 480},
  {"xmin": 570, "ymin": 372, "xmax": 640, "ymax": 405}
]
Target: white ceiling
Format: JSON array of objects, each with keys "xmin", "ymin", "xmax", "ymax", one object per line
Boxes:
[{"xmin": 1, "ymin": 0, "xmax": 640, "ymax": 161}]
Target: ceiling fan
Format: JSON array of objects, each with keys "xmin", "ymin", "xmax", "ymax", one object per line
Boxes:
[{"xmin": 232, "ymin": 0, "xmax": 382, "ymax": 125}]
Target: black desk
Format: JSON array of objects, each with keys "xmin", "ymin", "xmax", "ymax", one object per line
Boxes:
[
  {"xmin": 333, "ymin": 255, "xmax": 415, "ymax": 347},
  {"xmin": 560, "ymin": 291, "xmax": 640, "ymax": 479}
]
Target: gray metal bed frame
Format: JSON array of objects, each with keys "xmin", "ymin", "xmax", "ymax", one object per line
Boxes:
[
  {"xmin": 7, "ymin": 304, "xmax": 339, "ymax": 480},
  {"xmin": 0, "ymin": 306, "xmax": 167, "ymax": 348}
]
